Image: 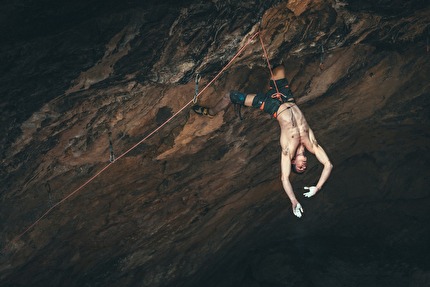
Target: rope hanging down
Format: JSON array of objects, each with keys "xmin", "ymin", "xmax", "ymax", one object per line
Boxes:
[
  {"xmin": 259, "ymin": 33, "xmax": 282, "ymax": 99},
  {"xmin": 7, "ymin": 30, "xmax": 261, "ymax": 248}
]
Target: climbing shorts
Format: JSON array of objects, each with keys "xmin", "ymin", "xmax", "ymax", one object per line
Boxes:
[
  {"xmin": 231, "ymin": 78, "xmax": 295, "ymax": 118},
  {"xmin": 252, "ymin": 78, "xmax": 295, "ymax": 117},
  {"xmin": 268, "ymin": 78, "xmax": 294, "ymax": 102}
]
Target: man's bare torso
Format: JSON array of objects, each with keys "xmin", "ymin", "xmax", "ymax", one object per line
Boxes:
[{"xmin": 277, "ymin": 102, "xmax": 315, "ymax": 158}]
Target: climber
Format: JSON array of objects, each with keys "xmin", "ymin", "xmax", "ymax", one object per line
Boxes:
[{"xmin": 192, "ymin": 64, "xmax": 333, "ymax": 218}]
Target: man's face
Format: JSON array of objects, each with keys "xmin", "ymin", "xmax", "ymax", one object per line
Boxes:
[{"xmin": 293, "ymin": 154, "xmax": 307, "ymax": 173}]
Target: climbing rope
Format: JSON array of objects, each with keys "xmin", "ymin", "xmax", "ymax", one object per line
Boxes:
[
  {"xmin": 5, "ymin": 30, "xmax": 261, "ymax": 250},
  {"xmin": 259, "ymin": 33, "xmax": 284, "ymax": 100}
]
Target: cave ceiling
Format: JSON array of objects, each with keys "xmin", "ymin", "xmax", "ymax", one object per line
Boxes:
[{"xmin": 1, "ymin": 0, "xmax": 429, "ymax": 286}]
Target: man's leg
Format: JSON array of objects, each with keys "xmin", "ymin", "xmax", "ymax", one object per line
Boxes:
[
  {"xmin": 269, "ymin": 65, "xmax": 294, "ymax": 102},
  {"xmin": 193, "ymin": 91, "xmax": 256, "ymax": 116},
  {"xmin": 210, "ymin": 91, "xmax": 257, "ymax": 115}
]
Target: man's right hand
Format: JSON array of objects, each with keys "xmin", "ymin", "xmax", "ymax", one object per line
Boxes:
[{"xmin": 293, "ymin": 203, "xmax": 304, "ymax": 218}]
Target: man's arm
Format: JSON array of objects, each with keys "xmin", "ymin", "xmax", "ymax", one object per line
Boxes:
[
  {"xmin": 307, "ymin": 128, "xmax": 333, "ymax": 195},
  {"xmin": 313, "ymin": 144, "xmax": 333, "ymax": 190},
  {"xmin": 280, "ymin": 148, "xmax": 303, "ymax": 217}
]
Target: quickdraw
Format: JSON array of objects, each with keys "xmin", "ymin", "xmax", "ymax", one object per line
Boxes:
[
  {"xmin": 108, "ymin": 132, "xmax": 115, "ymax": 163},
  {"xmin": 193, "ymin": 73, "xmax": 201, "ymax": 104}
]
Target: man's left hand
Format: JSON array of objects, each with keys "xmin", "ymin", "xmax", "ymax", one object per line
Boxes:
[
  {"xmin": 293, "ymin": 203, "xmax": 304, "ymax": 218},
  {"xmin": 303, "ymin": 186, "xmax": 319, "ymax": 197}
]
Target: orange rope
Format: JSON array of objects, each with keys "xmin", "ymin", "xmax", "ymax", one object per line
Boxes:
[
  {"xmin": 259, "ymin": 34, "xmax": 283, "ymax": 99},
  {"xmin": 5, "ymin": 31, "xmax": 261, "ymax": 250}
]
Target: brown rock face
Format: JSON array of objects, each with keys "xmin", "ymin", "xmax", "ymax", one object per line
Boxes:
[{"xmin": 1, "ymin": 1, "xmax": 429, "ymax": 286}]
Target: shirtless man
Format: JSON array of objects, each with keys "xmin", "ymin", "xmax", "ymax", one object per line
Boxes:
[{"xmin": 193, "ymin": 65, "xmax": 333, "ymax": 218}]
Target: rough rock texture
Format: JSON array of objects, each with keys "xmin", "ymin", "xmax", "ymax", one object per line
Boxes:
[{"xmin": 1, "ymin": 0, "xmax": 429, "ymax": 286}]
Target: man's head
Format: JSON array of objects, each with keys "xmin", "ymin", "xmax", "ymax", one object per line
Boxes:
[{"xmin": 292, "ymin": 153, "xmax": 307, "ymax": 174}]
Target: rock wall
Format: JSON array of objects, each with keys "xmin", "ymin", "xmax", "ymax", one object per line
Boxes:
[{"xmin": 1, "ymin": 0, "xmax": 429, "ymax": 286}]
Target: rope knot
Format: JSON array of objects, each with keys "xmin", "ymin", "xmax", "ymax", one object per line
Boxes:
[{"xmin": 271, "ymin": 92, "xmax": 285, "ymax": 101}]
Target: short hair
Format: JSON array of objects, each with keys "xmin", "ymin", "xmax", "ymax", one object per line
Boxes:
[{"xmin": 291, "ymin": 164, "xmax": 305, "ymax": 174}]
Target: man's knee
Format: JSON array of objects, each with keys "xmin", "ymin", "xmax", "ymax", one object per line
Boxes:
[{"xmin": 229, "ymin": 91, "xmax": 246, "ymax": 105}]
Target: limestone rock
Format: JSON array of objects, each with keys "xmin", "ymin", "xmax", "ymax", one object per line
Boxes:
[{"xmin": 0, "ymin": 1, "xmax": 429, "ymax": 286}]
